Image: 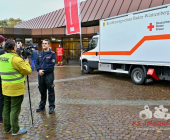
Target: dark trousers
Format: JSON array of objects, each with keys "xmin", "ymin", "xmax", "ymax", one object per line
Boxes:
[
  {"xmin": 38, "ymin": 72, "xmax": 55, "ymax": 109},
  {"xmin": 3, "ymin": 95, "xmax": 24, "ymax": 133},
  {"xmin": 0, "ymin": 77, "xmax": 4, "ymax": 121}
]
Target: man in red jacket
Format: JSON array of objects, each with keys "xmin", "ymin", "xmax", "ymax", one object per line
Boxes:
[{"xmin": 57, "ymin": 44, "xmax": 64, "ymax": 66}]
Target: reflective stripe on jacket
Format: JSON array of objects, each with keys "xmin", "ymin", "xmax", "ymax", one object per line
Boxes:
[
  {"xmin": 0, "ymin": 51, "xmax": 31, "ymax": 97},
  {"xmin": 0, "ymin": 53, "xmax": 25, "ymax": 83}
]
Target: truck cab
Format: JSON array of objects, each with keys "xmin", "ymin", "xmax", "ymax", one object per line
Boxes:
[{"xmin": 81, "ymin": 35, "xmax": 99, "ymax": 74}]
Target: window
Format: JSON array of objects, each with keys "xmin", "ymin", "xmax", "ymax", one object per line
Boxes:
[
  {"xmin": 88, "ymin": 38, "xmax": 98, "ymax": 51},
  {"xmin": 91, "ymin": 38, "xmax": 98, "ymax": 49}
]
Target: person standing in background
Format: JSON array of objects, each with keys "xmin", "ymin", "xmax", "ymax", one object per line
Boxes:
[
  {"xmin": 0, "ymin": 35, "xmax": 5, "ymax": 124},
  {"xmin": 30, "ymin": 48, "xmax": 37, "ymax": 71},
  {"xmin": 37, "ymin": 50, "xmax": 39, "ymax": 55},
  {"xmin": 57, "ymin": 44, "xmax": 64, "ymax": 66}
]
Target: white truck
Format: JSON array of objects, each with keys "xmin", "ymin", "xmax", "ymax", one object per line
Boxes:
[{"xmin": 81, "ymin": 4, "xmax": 170, "ymax": 85}]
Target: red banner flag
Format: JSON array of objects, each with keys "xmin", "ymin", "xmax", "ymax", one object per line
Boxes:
[{"xmin": 64, "ymin": 0, "xmax": 80, "ymax": 35}]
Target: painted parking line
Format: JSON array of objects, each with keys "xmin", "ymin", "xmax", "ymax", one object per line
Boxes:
[{"xmin": 28, "ymin": 75, "xmax": 100, "ymax": 86}]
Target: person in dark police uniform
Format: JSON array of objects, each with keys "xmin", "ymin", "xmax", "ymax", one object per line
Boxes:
[{"xmin": 35, "ymin": 39, "xmax": 56, "ymax": 114}]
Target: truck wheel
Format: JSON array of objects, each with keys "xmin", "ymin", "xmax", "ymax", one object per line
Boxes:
[
  {"xmin": 82, "ymin": 62, "xmax": 91, "ymax": 74},
  {"xmin": 131, "ymin": 68, "xmax": 145, "ymax": 85}
]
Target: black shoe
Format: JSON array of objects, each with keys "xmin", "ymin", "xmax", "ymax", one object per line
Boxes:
[
  {"xmin": 49, "ymin": 108, "xmax": 54, "ymax": 114},
  {"xmin": 36, "ymin": 107, "xmax": 45, "ymax": 112}
]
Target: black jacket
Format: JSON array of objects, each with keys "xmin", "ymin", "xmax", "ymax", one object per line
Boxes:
[
  {"xmin": 0, "ymin": 47, "xmax": 4, "ymax": 56},
  {"xmin": 35, "ymin": 49, "xmax": 56, "ymax": 74}
]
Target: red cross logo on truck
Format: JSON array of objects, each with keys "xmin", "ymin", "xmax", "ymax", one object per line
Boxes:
[{"xmin": 147, "ymin": 23, "xmax": 154, "ymax": 31}]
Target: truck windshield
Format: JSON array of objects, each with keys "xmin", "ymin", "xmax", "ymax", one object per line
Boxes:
[{"xmin": 87, "ymin": 38, "xmax": 98, "ymax": 51}]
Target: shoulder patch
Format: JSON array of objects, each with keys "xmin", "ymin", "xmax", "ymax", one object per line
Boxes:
[
  {"xmin": 51, "ymin": 51, "xmax": 55, "ymax": 53},
  {"xmin": 52, "ymin": 59, "xmax": 55, "ymax": 63}
]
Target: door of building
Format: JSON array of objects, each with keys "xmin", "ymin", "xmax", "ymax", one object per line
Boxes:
[
  {"xmin": 63, "ymin": 42, "xmax": 80, "ymax": 60},
  {"xmin": 51, "ymin": 43, "xmax": 59, "ymax": 61}
]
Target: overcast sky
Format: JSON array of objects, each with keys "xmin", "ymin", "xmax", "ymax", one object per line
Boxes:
[{"xmin": 0, "ymin": 0, "xmax": 86, "ymax": 21}]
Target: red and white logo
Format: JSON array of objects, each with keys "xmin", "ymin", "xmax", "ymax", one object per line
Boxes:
[
  {"xmin": 64, "ymin": 0, "xmax": 80, "ymax": 35},
  {"xmin": 147, "ymin": 23, "xmax": 154, "ymax": 31}
]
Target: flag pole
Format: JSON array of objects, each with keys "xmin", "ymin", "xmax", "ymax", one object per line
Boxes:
[{"xmin": 79, "ymin": 0, "xmax": 83, "ymax": 74}]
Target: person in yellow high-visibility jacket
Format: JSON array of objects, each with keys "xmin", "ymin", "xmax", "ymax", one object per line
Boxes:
[{"xmin": 0, "ymin": 40, "xmax": 32, "ymax": 135}]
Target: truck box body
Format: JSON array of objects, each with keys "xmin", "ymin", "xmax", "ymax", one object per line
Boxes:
[
  {"xmin": 100, "ymin": 5, "xmax": 170, "ymax": 66},
  {"xmin": 81, "ymin": 4, "xmax": 170, "ymax": 84}
]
